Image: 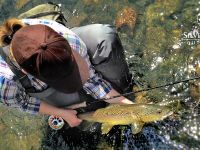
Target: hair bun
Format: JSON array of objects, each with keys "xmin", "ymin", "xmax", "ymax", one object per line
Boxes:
[
  {"xmin": 0, "ymin": 18, "xmax": 25, "ymax": 46},
  {"xmin": 3, "ymin": 35, "xmax": 12, "ymax": 45}
]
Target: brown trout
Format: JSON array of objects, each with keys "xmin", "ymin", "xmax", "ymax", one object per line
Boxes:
[{"xmin": 78, "ymin": 104, "xmax": 173, "ymax": 134}]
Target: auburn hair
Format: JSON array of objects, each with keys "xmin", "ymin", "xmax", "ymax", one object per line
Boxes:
[{"xmin": 0, "ymin": 18, "xmax": 25, "ymax": 46}]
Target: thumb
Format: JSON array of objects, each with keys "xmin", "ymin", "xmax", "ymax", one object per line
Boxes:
[
  {"xmin": 69, "ymin": 117, "xmax": 82, "ymax": 127},
  {"xmin": 72, "ymin": 110, "xmax": 78, "ymax": 115}
]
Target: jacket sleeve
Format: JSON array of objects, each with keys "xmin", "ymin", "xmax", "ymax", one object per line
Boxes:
[
  {"xmin": 83, "ymin": 75, "xmax": 112, "ymax": 99},
  {"xmin": 0, "ymin": 76, "xmax": 41, "ymax": 114},
  {"xmin": 82, "ymin": 53, "xmax": 113, "ymax": 99}
]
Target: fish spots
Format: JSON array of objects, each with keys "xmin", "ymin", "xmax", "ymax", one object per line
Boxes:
[
  {"xmin": 94, "ymin": 109, "xmax": 131, "ymax": 119},
  {"xmin": 80, "ymin": 104, "xmax": 172, "ymax": 134}
]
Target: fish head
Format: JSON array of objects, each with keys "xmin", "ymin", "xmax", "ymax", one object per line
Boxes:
[{"xmin": 138, "ymin": 104, "xmax": 173, "ymax": 122}]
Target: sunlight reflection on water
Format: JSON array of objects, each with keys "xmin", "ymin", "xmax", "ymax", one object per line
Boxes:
[{"xmin": 0, "ymin": 0, "xmax": 200, "ymax": 149}]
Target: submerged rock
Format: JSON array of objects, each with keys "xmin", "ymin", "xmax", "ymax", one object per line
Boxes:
[
  {"xmin": 146, "ymin": 0, "xmax": 182, "ymax": 26},
  {"xmin": 189, "ymin": 64, "xmax": 200, "ymax": 102},
  {"xmin": 115, "ymin": 7, "xmax": 137, "ymax": 33},
  {"xmin": 181, "ymin": 0, "xmax": 199, "ymax": 26},
  {"xmin": 68, "ymin": 11, "xmax": 88, "ymax": 27},
  {"xmin": 194, "ymin": 64, "xmax": 200, "ymax": 76},
  {"xmin": 189, "ymin": 81, "xmax": 200, "ymax": 101},
  {"xmin": 0, "ymin": 105, "xmax": 45, "ymax": 150},
  {"xmin": 82, "ymin": 0, "xmax": 101, "ymax": 6},
  {"xmin": 167, "ymin": 29, "xmax": 182, "ymax": 47},
  {"xmin": 15, "ymin": 0, "xmax": 30, "ymax": 9},
  {"xmin": 144, "ymin": 27, "xmax": 166, "ymax": 60},
  {"xmin": 0, "ymin": 0, "xmax": 5, "ymax": 5}
]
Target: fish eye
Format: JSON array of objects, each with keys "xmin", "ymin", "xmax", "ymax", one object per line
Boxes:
[{"xmin": 158, "ymin": 110, "xmax": 162, "ymax": 114}]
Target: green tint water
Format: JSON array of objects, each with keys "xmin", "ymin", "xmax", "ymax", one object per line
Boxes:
[
  {"xmin": 0, "ymin": 0, "xmax": 200, "ymax": 149},
  {"xmin": 0, "ymin": 105, "xmax": 45, "ymax": 150}
]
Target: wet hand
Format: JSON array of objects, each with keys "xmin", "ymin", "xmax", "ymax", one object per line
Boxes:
[
  {"xmin": 60, "ymin": 109, "xmax": 82, "ymax": 127},
  {"xmin": 120, "ymin": 98, "xmax": 134, "ymax": 104}
]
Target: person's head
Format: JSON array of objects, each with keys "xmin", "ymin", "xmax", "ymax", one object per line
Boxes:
[{"xmin": 0, "ymin": 18, "xmax": 89, "ymax": 93}]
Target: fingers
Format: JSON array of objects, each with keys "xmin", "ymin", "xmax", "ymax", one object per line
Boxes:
[
  {"xmin": 120, "ymin": 98, "xmax": 134, "ymax": 104},
  {"xmin": 63, "ymin": 109, "xmax": 83, "ymax": 127},
  {"xmin": 68, "ymin": 116, "xmax": 82, "ymax": 127},
  {"xmin": 71, "ymin": 109, "xmax": 77, "ymax": 115}
]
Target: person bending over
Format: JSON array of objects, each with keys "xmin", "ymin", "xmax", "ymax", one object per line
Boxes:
[{"xmin": 0, "ymin": 18, "xmax": 133, "ymax": 127}]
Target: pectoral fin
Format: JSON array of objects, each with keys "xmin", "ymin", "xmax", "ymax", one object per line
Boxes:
[
  {"xmin": 131, "ymin": 122, "xmax": 144, "ymax": 134},
  {"xmin": 101, "ymin": 123, "xmax": 114, "ymax": 134}
]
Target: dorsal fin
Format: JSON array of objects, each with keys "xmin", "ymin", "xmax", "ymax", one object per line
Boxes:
[{"xmin": 105, "ymin": 104, "xmax": 121, "ymax": 109}]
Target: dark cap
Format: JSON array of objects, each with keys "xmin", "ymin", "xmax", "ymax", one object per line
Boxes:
[{"xmin": 11, "ymin": 24, "xmax": 89, "ymax": 93}]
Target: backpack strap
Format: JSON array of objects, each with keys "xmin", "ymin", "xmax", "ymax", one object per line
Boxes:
[
  {"xmin": 0, "ymin": 47, "xmax": 37, "ymax": 93},
  {"xmin": 18, "ymin": 3, "xmax": 68, "ymax": 27},
  {"xmin": 26, "ymin": 11, "xmax": 68, "ymax": 26},
  {"xmin": 26, "ymin": 11, "xmax": 61, "ymax": 19},
  {"xmin": 46, "ymin": 2, "xmax": 68, "ymax": 24}
]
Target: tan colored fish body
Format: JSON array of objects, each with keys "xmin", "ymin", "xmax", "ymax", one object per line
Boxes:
[{"xmin": 78, "ymin": 104, "xmax": 173, "ymax": 134}]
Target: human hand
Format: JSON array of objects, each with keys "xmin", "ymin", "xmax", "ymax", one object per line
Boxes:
[
  {"xmin": 60, "ymin": 109, "xmax": 82, "ymax": 127},
  {"xmin": 104, "ymin": 89, "xmax": 134, "ymax": 104},
  {"xmin": 120, "ymin": 98, "xmax": 134, "ymax": 104}
]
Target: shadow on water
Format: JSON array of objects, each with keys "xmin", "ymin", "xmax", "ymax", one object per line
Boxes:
[{"xmin": 0, "ymin": 0, "xmax": 200, "ymax": 149}]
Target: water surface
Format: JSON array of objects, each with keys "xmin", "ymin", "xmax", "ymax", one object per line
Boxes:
[{"xmin": 0, "ymin": 0, "xmax": 200, "ymax": 149}]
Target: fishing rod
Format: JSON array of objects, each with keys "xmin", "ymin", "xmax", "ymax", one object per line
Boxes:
[
  {"xmin": 48, "ymin": 76, "xmax": 200, "ymax": 130},
  {"xmin": 87, "ymin": 76, "xmax": 200, "ymax": 104}
]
